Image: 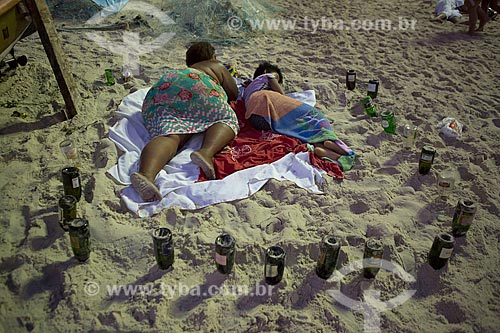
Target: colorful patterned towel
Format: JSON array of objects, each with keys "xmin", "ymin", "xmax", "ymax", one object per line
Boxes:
[
  {"xmin": 197, "ymin": 100, "xmax": 345, "ymax": 181},
  {"xmin": 244, "ymin": 90, "xmax": 356, "ymax": 171}
]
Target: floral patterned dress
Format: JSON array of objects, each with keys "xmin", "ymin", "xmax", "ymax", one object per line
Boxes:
[{"xmin": 141, "ymin": 68, "xmax": 239, "ymax": 138}]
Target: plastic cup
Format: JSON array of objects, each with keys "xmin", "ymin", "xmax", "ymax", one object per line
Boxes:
[{"xmin": 60, "ymin": 139, "xmax": 80, "ymax": 166}]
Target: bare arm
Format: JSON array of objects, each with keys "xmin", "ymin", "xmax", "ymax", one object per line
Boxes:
[
  {"xmin": 268, "ymin": 77, "xmax": 285, "ymax": 95},
  {"xmin": 218, "ymin": 64, "xmax": 239, "ymax": 101},
  {"xmin": 190, "ymin": 60, "xmax": 239, "ymax": 101}
]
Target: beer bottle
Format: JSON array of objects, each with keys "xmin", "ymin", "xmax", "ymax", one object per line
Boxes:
[
  {"xmin": 215, "ymin": 233, "xmax": 235, "ymax": 274},
  {"xmin": 264, "ymin": 246, "xmax": 286, "ymax": 285},
  {"xmin": 152, "ymin": 228, "xmax": 174, "ymax": 270},
  {"xmin": 316, "ymin": 235, "xmax": 341, "ymax": 279}
]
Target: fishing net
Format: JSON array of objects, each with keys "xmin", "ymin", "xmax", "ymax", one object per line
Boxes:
[{"xmin": 46, "ymin": 0, "xmax": 280, "ymax": 40}]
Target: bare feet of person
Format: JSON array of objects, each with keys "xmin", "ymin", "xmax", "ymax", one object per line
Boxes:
[
  {"xmin": 131, "ymin": 172, "xmax": 162, "ymax": 202},
  {"xmin": 190, "ymin": 151, "xmax": 216, "ymax": 180},
  {"xmin": 323, "ymin": 140, "xmax": 346, "ymax": 155},
  {"xmin": 432, "ymin": 14, "xmax": 446, "ymax": 23},
  {"xmin": 313, "ymin": 147, "xmax": 341, "ymax": 161}
]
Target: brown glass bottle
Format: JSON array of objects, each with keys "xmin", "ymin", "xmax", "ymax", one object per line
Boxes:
[{"xmin": 215, "ymin": 233, "xmax": 235, "ymax": 274}]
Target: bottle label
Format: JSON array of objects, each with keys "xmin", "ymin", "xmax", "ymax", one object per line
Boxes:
[
  {"xmin": 318, "ymin": 251, "xmax": 326, "ymax": 265},
  {"xmin": 348, "ymin": 75, "xmax": 355, "ymax": 82},
  {"xmin": 456, "ymin": 212, "xmax": 474, "ymax": 226},
  {"xmin": 421, "ymin": 154, "xmax": 433, "ymax": 161},
  {"xmin": 72, "ymin": 177, "xmax": 80, "ymax": 188},
  {"xmin": 215, "ymin": 253, "xmax": 227, "ymax": 266},
  {"xmin": 368, "ymin": 83, "xmax": 377, "ymax": 92},
  {"xmin": 365, "ymin": 257, "xmax": 381, "ymax": 267},
  {"xmin": 382, "ymin": 120, "xmax": 389, "ymax": 128},
  {"xmin": 438, "ymin": 181, "xmax": 451, "ymax": 188},
  {"xmin": 265, "ymin": 264, "xmax": 278, "ymax": 278},
  {"xmin": 70, "ymin": 236, "xmax": 80, "ymax": 249},
  {"xmin": 439, "ymin": 247, "xmax": 453, "ymax": 259}
]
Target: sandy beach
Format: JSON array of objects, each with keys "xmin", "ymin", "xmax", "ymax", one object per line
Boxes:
[{"xmin": 0, "ymin": 0, "xmax": 499, "ymax": 332}]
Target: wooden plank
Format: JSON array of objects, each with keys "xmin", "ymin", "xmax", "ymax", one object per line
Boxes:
[{"xmin": 24, "ymin": 0, "xmax": 78, "ymax": 119}]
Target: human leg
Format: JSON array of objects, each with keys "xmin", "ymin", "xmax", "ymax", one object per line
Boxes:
[
  {"xmin": 492, "ymin": 0, "xmax": 500, "ymax": 12},
  {"xmin": 466, "ymin": 0, "xmax": 480, "ymax": 33},
  {"xmin": 190, "ymin": 122, "xmax": 236, "ymax": 179},
  {"xmin": 476, "ymin": 2, "xmax": 489, "ymax": 30},
  {"xmin": 313, "ymin": 145, "xmax": 341, "ymax": 161},
  {"xmin": 133, "ymin": 134, "xmax": 192, "ymax": 201},
  {"xmin": 481, "ymin": 0, "xmax": 490, "ymax": 12},
  {"xmin": 323, "ymin": 140, "xmax": 348, "ymax": 155}
]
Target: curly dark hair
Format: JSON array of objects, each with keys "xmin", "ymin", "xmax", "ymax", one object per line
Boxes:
[
  {"xmin": 186, "ymin": 42, "xmax": 215, "ymax": 66},
  {"xmin": 253, "ymin": 61, "xmax": 283, "ymax": 84}
]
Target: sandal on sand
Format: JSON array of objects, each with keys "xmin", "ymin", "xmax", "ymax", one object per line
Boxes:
[
  {"xmin": 190, "ymin": 151, "xmax": 216, "ymax": 180},
  {"xmin": 130, "ymin": 172, "xmax": 162, "ymax": 202}
]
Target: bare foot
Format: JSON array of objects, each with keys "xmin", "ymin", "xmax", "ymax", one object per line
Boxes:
[
  {"xmin": 476, "ymin": 20, "xmax": 487, "ymax": 31},
  {"xmin": 190, "ymin": 151, "xmax": 216, "ymax": 180},
  {"xmin": 431, "ymin": 14, "xmax": 446, "ymax": 23},
  {"xmin": 131, "ymin": 172, "xmax": 162, "ymax": 202}
]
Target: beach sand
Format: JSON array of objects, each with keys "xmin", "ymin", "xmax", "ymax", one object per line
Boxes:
[{"xmin": 0, "ymin": 0, "xmax": 499, "ymax": 332}]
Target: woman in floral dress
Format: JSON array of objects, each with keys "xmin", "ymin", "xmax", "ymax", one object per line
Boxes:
[{"xmin": 131, "ymin": 42, "xmax": 239, "ymax": 202}]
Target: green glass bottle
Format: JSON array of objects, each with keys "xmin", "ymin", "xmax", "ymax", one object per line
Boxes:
[
  {"xmin": 428, "ymin": 232, "xmax": 454, "ymax": 270},
  {"xmin": 152, "ymin": 228, "xmax": 174, "ymax": 270},
  {"xmin": 69, "ymin": 218, "xmax": 91, "ymax": 262},
  {"xmin": 264, "ymin": 246, "xmax": 286, "ymax": 285},
  {"xmin": 381, "ymin": 110, "xmax": 396, "ymax": 134},
  {"xmin": 61, "ymin": 167, "xmax": 82, "ymax": 201},
  {"xmin": 452, "ymin": 200, "xmax": 477, "ymax": 237},
  {"xmin": 316, "ymin": 235, "xmax": 341, "ymax": 279},
  {"xmin": 59, "ymin": 195, "xmax": 77, "ymax": 231},
  {"xmin": 361, "ymin": 96, "xmax": 377, "ymax": 117},
  {"xmin": 363, "ymin": 239, "xmax": 384, "ymax": 279}
]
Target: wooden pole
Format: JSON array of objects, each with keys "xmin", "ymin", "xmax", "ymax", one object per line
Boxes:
[{"xmin": 24, "ymin": 0, "xmax": 79, "ymax": 119}]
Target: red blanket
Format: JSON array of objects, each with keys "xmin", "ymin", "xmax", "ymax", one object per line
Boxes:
[{"xmin": 198, "ymin": 100, "xmax": 344, "ymax": 181}]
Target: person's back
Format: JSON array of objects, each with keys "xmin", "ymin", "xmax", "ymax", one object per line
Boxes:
[{"xmin": 191, "ymin": 59, "xmax": 238, "ymax": 101}]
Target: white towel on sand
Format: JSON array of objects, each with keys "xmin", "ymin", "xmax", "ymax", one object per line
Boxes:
[{"xmin": 107, "ymin": 88, "xmax": 326, "ymax": 217}]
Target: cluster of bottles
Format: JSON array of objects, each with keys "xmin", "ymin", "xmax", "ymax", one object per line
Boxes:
[
  {"xmin": 415, "ymin": 145, "xmax": 478, "ymax": 269},
  {"xmin": 58, "ymin": 139, "xmax": 90, "ymax": 262},
  {"xmin": 152, "ymin": 230, "xmax": 396, "ymax": 283},
  {"xmin": 428, "ymin": 199, "xmax": 478, "ymax": 269},
  {"xmin": 58, "ymin": 166, "xmax": 90, "ymax": 262},
  {"xmin": 347, "ymin": 70, "xmax": 420, "ymax": 149}
]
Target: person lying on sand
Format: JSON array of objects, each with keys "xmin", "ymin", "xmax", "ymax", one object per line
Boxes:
[
  {"xmin": 242, "ymin": 61, "xmax": 355, "ymax": 169},
  {"xmin": 131, "ymin": 42, "xmax": 239, "ymax": 202},
  {"xmin": 433, "ymin": 0, "xmax": 465, "ymax": 24}
]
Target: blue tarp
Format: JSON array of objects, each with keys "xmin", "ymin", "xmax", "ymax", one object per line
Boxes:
[{"xmin": 91, "ymin": 0, "xmax": 129, "ymax": 15}]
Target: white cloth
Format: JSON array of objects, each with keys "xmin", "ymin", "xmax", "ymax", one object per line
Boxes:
[
  {"xmin": 107, "ymin": 88, "xmax": 326, "ymax": 217},
  {"xmin": 435, "ymin": 0, "xmax": 464, "ymax": 19}
]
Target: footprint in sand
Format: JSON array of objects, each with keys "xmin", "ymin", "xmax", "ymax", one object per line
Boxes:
[
  {"xmin": 350, "ymin": 201, "xmax": 370, "ymax": 214},
  {"xmin": 375, "ymin": 167, "xmax": 401, "ymax": 175},
  {"xmin": 435, "ymin": 299, "xmax": 467, "ymax": 324}
]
